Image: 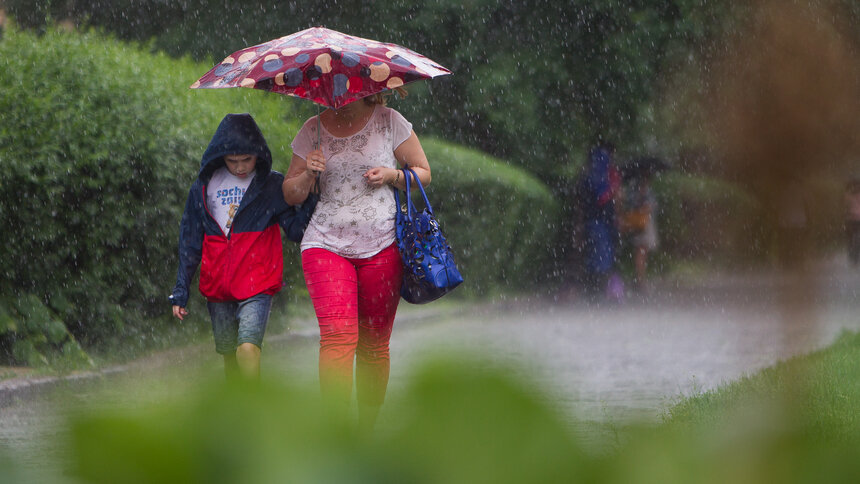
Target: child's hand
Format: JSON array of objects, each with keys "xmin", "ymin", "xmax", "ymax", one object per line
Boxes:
[
  {"xmin": 363, "ymin": 167, "xmax": 395, "ymax": 188},
  {"xmin": 172, "ymin": 305, "xmax": 188, "ymax": 321}
]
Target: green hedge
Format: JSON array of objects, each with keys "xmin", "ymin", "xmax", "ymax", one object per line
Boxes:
[
  {"xmin": 0, "ymin": 25, "xmax": 308, "ymax": 365},
  {"xmin": 419, "ymin": 138, "xmax": 561, "ymax": 295},
  {"xmin": 0, "ymin": 25, "xmax": 561, "ymax": 367}
]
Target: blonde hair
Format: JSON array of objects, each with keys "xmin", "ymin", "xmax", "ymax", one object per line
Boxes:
[{"xmin": 364, "ymin": 87, "xmax": 408, "ymax": 106}]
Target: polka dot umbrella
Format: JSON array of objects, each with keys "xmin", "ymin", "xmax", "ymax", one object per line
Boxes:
[{"xmin": 191, "ymin": 26, "xmax": 451, "ymax": 110}]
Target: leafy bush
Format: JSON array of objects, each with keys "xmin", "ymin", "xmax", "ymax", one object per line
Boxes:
[
  {"xmin": 0, "ymin": 25, "xmax": 306, "ymax": 364},
  {"xmin": 0, "ymin": 293, "xmax": 91, "ymax": 368}
]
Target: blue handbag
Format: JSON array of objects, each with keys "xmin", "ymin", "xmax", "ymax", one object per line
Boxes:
[{"xmin": 393, "ymin": 168, "xmax": 464, "ymax": 304}]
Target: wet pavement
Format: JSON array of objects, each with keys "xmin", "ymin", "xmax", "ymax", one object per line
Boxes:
[
  {"xmin": 0, "ymin": 256, "xmax": 858, "ymax": 478},
  {"xmin": 385, "ymin": 257, "xmax": 860, "ymax": 424}
]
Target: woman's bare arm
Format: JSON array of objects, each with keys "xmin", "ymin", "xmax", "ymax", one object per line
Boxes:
[
  {"xmin": 363, "ymin": 132, "xmax": 431, "ymax": 190},
  {"xmin": 282, "ymin": 151, "xmax": 323, "ymax": 205}
]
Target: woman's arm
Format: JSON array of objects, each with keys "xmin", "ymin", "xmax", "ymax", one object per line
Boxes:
[
  {"xmin": 363, "ymin": 131, "xmax": 431, "ymax": 190},
  {"xmin": 282, "ymin": 150, "xmax": 324, "ymax": 205}
]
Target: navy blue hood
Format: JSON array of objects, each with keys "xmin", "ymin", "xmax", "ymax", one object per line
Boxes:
[{"xmin": 199, "ymin": 113, "xmax": 272, "ymax": 182}]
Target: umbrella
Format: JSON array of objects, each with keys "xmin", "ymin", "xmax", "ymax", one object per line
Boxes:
[
  {"xmin": 191, "ymin": 26, "xmax": 451, "ymax": 109},
  {"xmin": 620, "ymin": 157, "xmax": 671, "ymax": 180}
]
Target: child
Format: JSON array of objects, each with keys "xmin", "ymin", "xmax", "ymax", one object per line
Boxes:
[
  {"xmin": 621, "ymin": 174, "xmax": 658, "ymax": 291},
  {"xmin": 169, "ymin": 113, "xmax": 316, "ymax": 379}
]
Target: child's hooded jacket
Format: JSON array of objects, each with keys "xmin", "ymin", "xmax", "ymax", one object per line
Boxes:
[{"xmin": 169, "ymin": 114, "xmax": 316, "ymax": 308}]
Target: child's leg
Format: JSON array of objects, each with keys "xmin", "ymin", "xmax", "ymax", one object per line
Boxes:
[
  {"xmin": 234, "ymin": 294, "xmax": 272, "ymax": 380},
  {"xmin": 235, "ymin": 343, "xmax": 261, "ymax": 379},
  {"xmin": 208, "ymin": 301, "xmax": 240, "ymax": 379},
  {"xmin": 354, "ymin": 244, "xmax": 403, "ymax": 429},
  {"xmin": 302, "ymin": 248, "xmax": 360, "ymax": 405}
]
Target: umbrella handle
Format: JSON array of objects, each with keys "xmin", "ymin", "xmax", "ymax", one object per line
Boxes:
[
  {"xmin": 311, "ymin": 105, "xmax": 321, "ymax": 194},
  {"xmin": 315, "ymin": 104, "xmax": 321, "ymax": 150}
]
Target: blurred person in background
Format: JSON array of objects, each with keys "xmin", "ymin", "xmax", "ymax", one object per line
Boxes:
[
  {"xmin": 619, "ymin": 173, "xmax": 659, "ymax": 292},
  {"xmin": 574, "ymin": 142, "xmax": 623, "ymax": 300}
]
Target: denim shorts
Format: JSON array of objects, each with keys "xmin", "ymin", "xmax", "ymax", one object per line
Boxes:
[{"xmin": 206, "ymin": 294, "xmax": 272, "ymax": 355}]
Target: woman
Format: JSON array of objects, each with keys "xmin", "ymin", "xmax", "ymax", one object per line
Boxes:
[{"xmin": 282, "ymin": 92, "xmax": 431, "ymax": 431}]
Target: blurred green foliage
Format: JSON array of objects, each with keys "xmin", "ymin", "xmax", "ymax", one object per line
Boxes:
[
  {"xmin": 0, "ymin": 452, "xmax": 24, "ymax": 484},
  {"xmin": 65, "ymin": 361, "xmax": 590, "ymax": 484},
  {"xmin": 50, "ymin": 335, "xmax": 860, "ymax": 483},
  {"xmin": 0, "ymin": 25, "xmax": 559, "ymax": 366}
]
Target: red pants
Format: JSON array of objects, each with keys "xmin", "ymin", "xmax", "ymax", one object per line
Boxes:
[{"xmin": 302, "ymin": 244, "xmax": 402, "ymax": 406}]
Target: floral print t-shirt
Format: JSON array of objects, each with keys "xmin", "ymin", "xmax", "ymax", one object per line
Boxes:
[{"xmin": 291, "ymin": 105, "xmax": 413, "ymax": 258}]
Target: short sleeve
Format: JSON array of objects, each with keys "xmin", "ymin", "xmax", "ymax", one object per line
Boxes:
[
  {"xmin": 389, "ymin": 108, "xmax": 413, "ymax": 149},
  {"xmin": 290, "ymin": 117, "xmax": 318, "ymax": 160}
]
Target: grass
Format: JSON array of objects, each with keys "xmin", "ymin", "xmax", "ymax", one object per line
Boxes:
[
  {"xmin": 611, "ymin": 329, "xmax": 860, "ymax": 484},
  {"xmin": 661, "ymin": 329, "xmax": 860, "ymax": 442}
]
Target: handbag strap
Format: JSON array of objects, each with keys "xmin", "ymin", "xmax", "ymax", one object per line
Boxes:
[
  {"xmin": 393, "ymin": 172, "xmax": 403, "ymax": 214},
  {"xmin": 405, "ymin": 167, "xmax": 434, "ymax": 217},
  {"xmin": 393, "ymin": 167, "xmax": 434, "ymax": 218}
]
